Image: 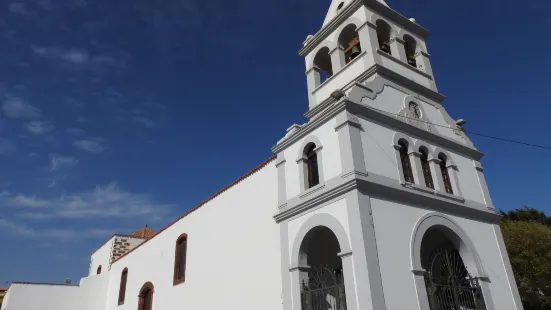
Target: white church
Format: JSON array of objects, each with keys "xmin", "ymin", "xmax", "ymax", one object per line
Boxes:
[{"xmin": 1, "ymin": 0, "xmax": 524, "ymax": 309}]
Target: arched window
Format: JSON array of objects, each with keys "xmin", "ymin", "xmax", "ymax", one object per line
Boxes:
[
  {"xmin": 399, "ymin": 141, "xmax": 414, "ymax": 183},
  {"xmin": 339, "ymin": 24, "xmax": 361, "ymax": 64},
  {"xmin": 96, "ymin": 265, "xmax": 102, "ymax": 275},
  {"xmin": 439, "ymin": 154, "xmax": 453, "ymax": 194},
  {"xmin": 337, "ymin": 2, "xmax": 344, "ymax": 10},
  {"xmin": 118, "ymin": 268, "xmax": 128, "ymax": 305},
  {"xmin": 138, "ymin": 282, "xmax": 154, "ymax": 310},
  {"xmin": 404, "ymin": 35, "xmax": 417, "ymax": 67},
  {"xmin": 173, "ymin": 234, "xmax": 188, "ymax": 285},
  {"xmin": 420, "ymin": 148, "xmax": 434, "ymax": 189},
  {"xmin": 376, "ymin": 20, "xmax": 392, "ymax": 55},
  {"xmin": 306, "ymin": 144, "xmax": 320, "ymax": 188},
  {"xmin": 313, "ymin": 47, "xmax": 333, "ymax": 85}
]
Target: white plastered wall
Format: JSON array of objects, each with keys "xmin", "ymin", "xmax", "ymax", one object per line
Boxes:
[
  {"xmin": 90, "ymin": 237, "xmax": 115, "ymax": 276},
  {"xmin": 105, "ymin": 163, "xmax": 282, "ymax": 310},
  {"xmin": 370, "ymin": 198, "xmax": 518, "ymax": 310}
]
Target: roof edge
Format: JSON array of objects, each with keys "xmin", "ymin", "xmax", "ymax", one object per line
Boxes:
[
  {"xmin": 11, "ymin": 281, "xmax": 79, "ymax": 287},
  {"xmin": 112, "ymin": 155, "xmax": 276, "ymax": 265}
]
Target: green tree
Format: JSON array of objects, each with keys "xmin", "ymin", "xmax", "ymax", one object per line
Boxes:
[{"xmin": 501, "ymin": 207, "xmax": 551, "ymax": 310}]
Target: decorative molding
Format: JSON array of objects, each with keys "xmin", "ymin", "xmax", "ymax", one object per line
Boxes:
[
  {"xmin": 274, "ymin": 171, "xmax": 499, "ymax": 223},
  {"xmin": 275, "ymin": 95, "xmax": 483, "ymax": 162}
]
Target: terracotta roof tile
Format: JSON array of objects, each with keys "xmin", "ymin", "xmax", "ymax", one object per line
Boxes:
[
  {"xmin": 112, "ymin": 155, "xmax": 276, "ymax": 265},
  {"xmin": 130, "ymin": 227, "xmax": 156, "ymax": 239}
]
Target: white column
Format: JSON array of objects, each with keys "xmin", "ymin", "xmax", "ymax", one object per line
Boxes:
[
  {"xmin": 409, "ymin": 151, "xmax": 423, "ymax": 186},
  {"xmin": 357, "ymin": 22, "xmax": 381, "ymax": 65},
  {"xmin": 429, "ymin": 158, "xmax": 445, "ymax": 192},
  {"xmin": 389, "ymin": 37, "xmax": 406, "ymax": 62},
  {"xmin": 305, "ymin": 66, "xmax": 321, "ymax": 108},
  {"xmin": 329, "ymin": 46, "xmax": 346, "ymax": 74}
]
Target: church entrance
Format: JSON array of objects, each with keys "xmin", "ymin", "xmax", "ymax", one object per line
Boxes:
[
  {"xmin": 421, "ymin": 228, "xmax": 486, "ymax": 310},
  {"xmin": 299, "ymin": 226, "xmax": 347, "ymax": 310}
]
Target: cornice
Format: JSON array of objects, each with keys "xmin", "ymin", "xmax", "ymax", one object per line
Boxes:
[
  {"xmin": 274, "ymin": 172, "xmax": 499, "ymax": 224},
  {"xmin": 275, "ymin": 94, "xmax": 482, "ymax": 160}
]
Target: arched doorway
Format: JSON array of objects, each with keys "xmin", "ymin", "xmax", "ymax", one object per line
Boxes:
[
  {"xmin": 299, "ymin": 226, "xmax": 347, "ymax": 310},
  {"xmin": 421, "ymin": 226, "xmax": 486, "ymax": 310}
]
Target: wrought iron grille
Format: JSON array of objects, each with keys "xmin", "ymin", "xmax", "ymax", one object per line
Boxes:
[
  {"xmin": 425, "ymin": 247, "xmax": 485, "ymax": 310},
  {"xmin": 301, "ymin": 266, "xmax": 347, "ymax": 310}
]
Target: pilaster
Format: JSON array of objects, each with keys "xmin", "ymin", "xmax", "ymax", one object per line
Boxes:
[
  {"xmin": 474, "ymin": 161, "xmax": 494, "ymax": 210},
  {"xmin": 335, "ymin": 110, "xmax": 367, "ymax": 178},
  {"xmin": 414, "ymin": 51, "xmax": 437, "ymax": 90},
  {"xmin": 276, "ymin": 153, "xmax": 288, "ymax": 208},
  {"xmin": 346, "ymin": 191, "xmax": 386, "ymax": 310}
]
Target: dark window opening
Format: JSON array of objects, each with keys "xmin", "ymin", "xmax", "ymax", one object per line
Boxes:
[
  {"xmin": 404, "ymin": 35, "xmax": 417, "ymax": 67},
  {"xmin": 97, "ymin": 265, "xmax": 102, "ymax": 275},
  {"xmin": 399, "ymin": 141, "xmax": 414, "ymax": 183},
  {"xmin": 118, "ymin": 268, "xmax": 128, "ymax": 305},
  {"xmin": 306, "ymin": 144, "xmax": 320, "ymax": 188},
  {"xmin": 173, "ymin": 234, "xmax": 188, "ymax": 285},
  {"xmin": 337, "ymin": 2, "xmax": 344, "ymax": 10},
  {"xmin": 376, "ymin": 20, "xmax": 392, "ymax": 55}
]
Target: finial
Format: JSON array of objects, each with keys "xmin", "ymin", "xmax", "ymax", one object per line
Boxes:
[{"xmin": 145, "ymin": 224, "xmax": 148, "ymax": 228}]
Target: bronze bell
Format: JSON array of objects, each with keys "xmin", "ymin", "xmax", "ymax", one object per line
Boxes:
[{"xmin": 349, "ymin": 45, "xmax": 361, "ymax": 60}]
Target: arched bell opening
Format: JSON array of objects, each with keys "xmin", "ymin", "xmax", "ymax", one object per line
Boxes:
[
  {"xmin": 313, "ymin": 47, "xmax": 333, "ymax": 85},
  {"xmin": 421, "ymin": 226, "xmax": 487, "ymax": 310},
  {"xmin": 298, "ymin": 226, "xmax": 347, "ymax": 310},
  {"xmin": 376, "ymin": 20, "xmax": 392, "ymax": 55},
  {"xmin": 338, "ymin": 24, "xmax": 361, "ymax": 64},
  {"xmin": 404, "ymin": 35, "xmax": 418, "ymax": 67}
]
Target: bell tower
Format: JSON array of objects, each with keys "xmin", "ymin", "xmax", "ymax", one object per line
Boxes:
[
  {"xmin": 302, "ymin": 0, "xmax": 436, "ymax": 113},
  {"xmin": 273, "ymin": 1, "xmax": 523, "ymax": 310}
]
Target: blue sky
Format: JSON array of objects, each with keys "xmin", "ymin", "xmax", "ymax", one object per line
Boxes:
[{"xmin": 0, "ymin": 0, "xmax": 549, "ymax": 284}]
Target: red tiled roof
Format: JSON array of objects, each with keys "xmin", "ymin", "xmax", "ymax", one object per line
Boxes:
[
  {"xmin": 131, "ymin": 227, "xmax": 156, "ymax": 239},
  {"xmin": 112, "ymin": 155, "xmax": 276, "ymax": 264}
]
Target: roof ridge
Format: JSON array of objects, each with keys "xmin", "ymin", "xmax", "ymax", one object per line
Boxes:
[
  {"xmin": 112, "ymin": 155, "xmax": 276, "ymax": 264},
  {"xmin": 11, "ymin": 281, "xmax": 79, "ymax": 287}
]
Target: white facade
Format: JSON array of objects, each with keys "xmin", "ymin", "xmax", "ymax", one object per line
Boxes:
[{"xmin": 1, "ymin": 1, "xmax": 523, "ymax": 310}]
